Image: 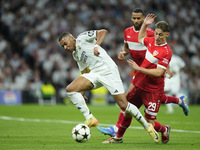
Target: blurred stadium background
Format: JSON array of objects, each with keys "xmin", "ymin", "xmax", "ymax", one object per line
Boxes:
[{"xmin": 0, "ymin": 0, "xmax": 200, "ymax": 105}]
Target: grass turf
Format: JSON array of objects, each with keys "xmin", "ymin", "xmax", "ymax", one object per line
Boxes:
[{"xmin": 0, "ymin": 104, "xmax": 200, "ymax": 150}]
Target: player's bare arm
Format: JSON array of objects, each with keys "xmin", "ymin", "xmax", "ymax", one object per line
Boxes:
[
  {"xmin": 118, "ymin": 43, "xmax": 129, "ymax": 60},
  {"xmin": 94, "ymin": 29, "xmax": 108, "ymax": 56},
  {"xmin": 127, "ymin": 59, "xmax": 165, "ymax": 77},
  {"xmin": 138, "ymin": 14, "xmax": 156, "ymax": 43}
]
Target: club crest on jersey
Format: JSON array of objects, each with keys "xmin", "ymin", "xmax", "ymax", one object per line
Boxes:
[
  {"xmin": 78, "ymin": 45, "xmax": 81, "ymax": 50},
  {"xmin": 88, "ymin": 31, "xmax": 94, "ymax": 37},
  {"xmin": 153, "ymin": 50, "xmax": 159, "ymax": 56}
]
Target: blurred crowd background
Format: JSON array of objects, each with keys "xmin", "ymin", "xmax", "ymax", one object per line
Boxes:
[{"xmin": 0, "ymin": 0, "xmax": 200, "ymax": 104}]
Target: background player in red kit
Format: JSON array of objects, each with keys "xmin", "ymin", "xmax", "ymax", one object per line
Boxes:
[
  {"xmin": 103, "ymin": 13, "xmax": 173, "ymax": 144},
  {"xmin": 97, "ymin": 8, "xmax": 189, "ymax": 138}
]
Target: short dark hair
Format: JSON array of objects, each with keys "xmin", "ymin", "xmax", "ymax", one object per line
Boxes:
[
  {"xmin": 155, "ymin": 21, "xmax": 170, "ymax": 32},
  {"xmin": 132, "ymin": 8, "xmax": 145, "ymax": 16},
  {"xmin": 58, "ymin": 32, "xmax": 70, "ymax": 42}
]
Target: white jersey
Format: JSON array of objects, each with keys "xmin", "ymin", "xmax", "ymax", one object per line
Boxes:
[
  {"xmin": 72, "ymin": 30, "xmax": 117, "ymax": 74},
  {"xmin": 168, "ymin": 54, "xmax": 185, "ymax": 80},
  {"xmin": 164, "ymin": 54, "xmax": 185, "ymax": 94}
]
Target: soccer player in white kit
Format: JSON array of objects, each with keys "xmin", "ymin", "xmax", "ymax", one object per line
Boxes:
[
  {"xmin": 164, "ymin": 54, "xmax": 186, "ymax": 113},
  {"xmin": 58, "ymin": 29, "xmax": 159, "ymax": 142}
]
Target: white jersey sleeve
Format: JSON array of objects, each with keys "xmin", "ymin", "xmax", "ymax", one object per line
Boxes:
[
  {"xmin": 77, "ymin": 30, "xmax": 97, "ymax": 42},
  {"xmin": 169, "ymin": 55, "xmax": 185, "ymax": 74},
  {"xmin": 73, "ymin": 30, "xmax": 117, "ymax": 73}
]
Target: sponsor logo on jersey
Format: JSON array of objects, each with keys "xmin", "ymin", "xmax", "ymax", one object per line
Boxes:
[
  {"xmin": 80, "ymin": 51, "xmax": 88, "ymax": 63},
  {"xmin": 153, "ymin": 50, "xmax": 159, "ymax": 56},
  {"xmin": 162, "ymin": 58, "xmax": 169, "ymax": 64}
]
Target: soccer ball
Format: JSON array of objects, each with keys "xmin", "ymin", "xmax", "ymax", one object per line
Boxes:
[{"xmin": 72, "ymin": 124, "xmax": 91, "ymax": 142}]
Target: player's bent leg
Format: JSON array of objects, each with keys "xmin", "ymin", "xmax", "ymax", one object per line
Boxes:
[
  {"xmin": 66, "ymin": 76, "xmax": 94, "ymax": 93},
  {"xmin": 112, "ymin": 93, "xmax": 128, "ymax": 110},
  {"xmin": 66, "ymin": 76, "xmax": 99, "ymax": 127},
  {"xmin": 115, "ymin": 110, "xmax": 125, "ymax": 128},
  {"xmin": 112, "ymin": 94, "xmax": 147, "ymax": 127},
  {"xmin": 161, "ymin": 94, "xmax": 179, "ymax": 104},
  {"xmin": 67, "ymin": 92, "xmax": 93, "ymax": 118},
  {"xmin": 124, "ymin": 102, "xmax": 148, "ymax": 129}
]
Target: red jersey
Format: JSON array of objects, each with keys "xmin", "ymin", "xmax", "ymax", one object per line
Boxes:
[
  {"xmin": 124, "ymin": 26, "xmax": 154, "ymax": 66},
  {"xmin": 135, "ymin": 37, "xmax": 172, "ymax": 94}
]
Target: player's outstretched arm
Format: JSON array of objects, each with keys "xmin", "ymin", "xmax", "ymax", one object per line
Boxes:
[
  {"xmin": 96, "ymin": 29, "xmax": 108, "ymax": 45},
  {"xmin": 118, "ymin": 43, "xmax": 129, "ymax": 60},
  {"xmin": 144, "ymin": 14, "xmax": 156, "ymax": 26},
  {"xmin": 94, "ymin": 29, "xmax": 108, "ymax": 56},
  {"xmin": 127, "ymin": 59, "xmax": 165, "ymax": 77},
  {"xmin": 138, "ymin": 14, "xmax": 156, "ymax": 44}
]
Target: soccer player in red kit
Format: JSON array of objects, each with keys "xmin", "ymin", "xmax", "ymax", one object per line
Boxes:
[
  {"xmin": 102, "ymin": 13, "xmax": 186, "ymax": 144},
  {"xmin": 97, "ymin": 8, "xmax": 189, "ymax": 139}
]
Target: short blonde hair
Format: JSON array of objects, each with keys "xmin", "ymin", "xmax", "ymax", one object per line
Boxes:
[{"xmin": 155, "ymin": 21, "xmax": 169, "ymax": 32}]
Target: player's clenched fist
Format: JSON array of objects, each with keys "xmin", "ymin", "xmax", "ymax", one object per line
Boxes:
[
  {"xmin": 94, "ymin": 47, "xmax": 100, "ymax": 56},
  {"xmin": 118, "ymin": 52, "xmax": 127, "ymax": 60}
]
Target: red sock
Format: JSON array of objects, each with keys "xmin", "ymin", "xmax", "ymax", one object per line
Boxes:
[
  {"xmin": 116, "ymin": 116, "xmax": 132, "ymax": 138},
  {"xmin": 161, "ymin": 94, "xmax": 179, "ymax": 104},
  {"xmin": 154, "ymin": 121, "xmax": 166, "ymax": 133},
  {"xmin": 115, "ymin": 110, "xmax": 125, "ymax": 128}
]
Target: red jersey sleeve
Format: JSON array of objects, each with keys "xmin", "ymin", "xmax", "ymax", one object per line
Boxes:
[
  {"xmin": 156, "ymin": 46, "xmax": 172, "ymax": 69},
  {"xmin": 142, "ymin": 37, "xmax": 151, "ymax": 48},
  {"xmin": 146, "ymin": 27, "xmax": 155, "ymax": 37}
]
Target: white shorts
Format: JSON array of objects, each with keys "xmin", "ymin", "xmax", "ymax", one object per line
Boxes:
[{"xmin": 81, "ymin": 67, "xmax": 125, "ymax": 95}]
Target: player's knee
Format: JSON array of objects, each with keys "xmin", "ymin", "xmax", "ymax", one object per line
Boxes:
[
  {"xmin": 66, "ymin": 85, "xmax": 74, "ymax": 92},
  {"xmin": 117, "ymin": 102, "xmax": 127, "ymax": 110}
]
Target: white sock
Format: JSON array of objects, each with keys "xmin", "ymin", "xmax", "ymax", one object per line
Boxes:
[
  {"xmin": 113, "ymin": 125, "xmax": 118, "ymax": 132},
  {"xmin": 67, "ymin": 92, "xmax": 93, "ymax": 119},
  {"xmin": 125, "ymin": 102, "xmax": 148, "ymax": 129},
  {"xmin": 166, "ymin": 103, "xmax": 174, "ymax": 113},
  {"xmin": 178, "ymin": 99, "xmax": 182, "ymax": 105}
]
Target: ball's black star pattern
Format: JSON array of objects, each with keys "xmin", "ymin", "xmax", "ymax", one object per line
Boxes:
[{"xmin": 72, "ymin": 124, "xmax": 91, "ymax": 142}]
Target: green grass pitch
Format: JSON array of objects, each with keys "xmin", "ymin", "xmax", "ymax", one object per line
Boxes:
[{"xmin": 0, "ymin": 104, "xmax": 200, "ymax": 150}]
